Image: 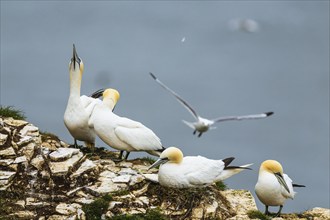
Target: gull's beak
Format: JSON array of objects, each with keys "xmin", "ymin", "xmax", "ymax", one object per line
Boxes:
[
  {"xmin": 148, "ymin": 158, "xmax": 169, "ymax": 170},
  {"xmin": 275, "ymin": 172, "xmax": 290, "ymax": 194}
]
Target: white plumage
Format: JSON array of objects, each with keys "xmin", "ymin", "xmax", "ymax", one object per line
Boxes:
[
  {"xmin": 149, "ymin": 147, "xmax": 252, "ymax": 188},
  {"xmin": 89, "ymin": 89, "xmax": 164, "ymax": 159},
  {"xmin": 64, "ymin": 44, "xmax": 101, "ymax": 148},
  {"xmin": 149, "ymin": 72, "xmax": 273, "ymax": 137},
  {"xmin": 255, "ymin": 160, "xmax": 305, "ymax": 216}
]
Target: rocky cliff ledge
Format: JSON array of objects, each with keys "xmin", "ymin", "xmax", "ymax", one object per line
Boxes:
[{"xmin": 0, "ymin": 117, "xmax": 329, "ymax": 220}]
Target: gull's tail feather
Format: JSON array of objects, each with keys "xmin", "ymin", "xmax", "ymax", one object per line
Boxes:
[
  {"xmin": 182, "ymin": 120, "xmax": 195, "ymax": 129},
  {"xmin": 219, "ymin": 163, "xmax": 253, "ymax": 181}
]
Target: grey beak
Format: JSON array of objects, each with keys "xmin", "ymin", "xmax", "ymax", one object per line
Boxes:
[
  {"xmin": 72, "ymin": 44, "xmax": 80, "ymax": 69},
  {"xmin": 148, "ymin": 158, "xmax": 168, "ymax": 170},
  {"xmin": 275, "ymin": 172, "xmax": 290, "ymax": 194}
]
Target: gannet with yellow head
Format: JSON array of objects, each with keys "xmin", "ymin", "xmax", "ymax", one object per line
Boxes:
[
  {"xmin": 148, "ymin": 147, "xmax": 252, "ymax": 188},
  {"xmin": 149, "ymin": 72, "xmax": 274, "ymax": 137},
  {"xmin": 88, "ymin": 88, "xmax": 165, "ymax": 160},
  {"xmin": 64, "ymin": 44, "xmax": 102, "ymax": 148},
  {"xmin": 255, "ymin": 160, "xmax": 305, "ymax": 216}
]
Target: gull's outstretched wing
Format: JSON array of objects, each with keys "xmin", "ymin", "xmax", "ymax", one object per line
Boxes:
[
  {"xmin": 212, "ymin": 112, "xmax": 273, "ymax": 123},
  {"xmin": 149, "ymin": 72, "xmax": 199, "ymax": 120}
]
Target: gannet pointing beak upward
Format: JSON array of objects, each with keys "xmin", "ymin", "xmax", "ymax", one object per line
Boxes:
[
  {"xmin": 88, "ymin": 88, "xmax": 165, "ymax": 160},
  {"xmin": 71, "ymin": 44, "xmax": 81, "ymax": 70},
  {"xmin": 255, "ymin": 160, "xmax": 305, "ymax": 216},
  {"xmin": 148, "ymin": 147, "xmax": 252, "ymax": 188},
  {"xmin": 64, "ymin": 44, "xmax": 102, "ymax": 148},
  {"xmin": 149, "ymin": 72, "xmax": 273, "ymax": 137}
]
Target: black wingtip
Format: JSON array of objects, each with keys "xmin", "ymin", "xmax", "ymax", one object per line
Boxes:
[
  {"xmin": 293, "ymin": 184, "xmax": 306, "ymax": 188},
  {"xmin": 156, "ymin": 146, "xmax": 166, "ymax": 153},
  {"xmin": 265, "ymin": 112, "xmax": 274, "ymax": 116},
  {"xmin": 90, "ymin": 88, "xmax": 105, "ymax": 98},
  {"xmin": 149, "ymin": 72, "xmax": 157, "ymax": 80},
  {"xmin": 223, "ymin": 157, "xmax": 235, "ymax": 167},
  {"xmin": 241, "ymin": 166, "xmax": 252, "ymax": 170},
  {"xmin": 225, "ymin": 166, "xmax": 252, "ymax": 170},
  {"xmin": 155, "ymin": 146, "xmax": 166, "ymax": 153}
]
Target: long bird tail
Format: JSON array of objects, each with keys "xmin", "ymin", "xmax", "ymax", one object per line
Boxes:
[{"xmin": 218, "ymin": 158, "xmax": 253, "ymax": 181}]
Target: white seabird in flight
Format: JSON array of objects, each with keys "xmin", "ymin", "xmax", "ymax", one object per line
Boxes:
[
  {"xmin": 148, "ymin": 146, "xmax": 252, "ymax": 188},
  {"xmin": 89, "ymin": 88, "xmax": 165, "ymax": 160},
  {"xmin": 149, "ymin": 72, "xmax": 273, "ymax": 137},
  {"xmin": 255, "ymin": 160, "xmax": 305, "ymax": 216},
  {"xmin": 64, "ymin": 44, "xmax": 103, "ymax": 148}
]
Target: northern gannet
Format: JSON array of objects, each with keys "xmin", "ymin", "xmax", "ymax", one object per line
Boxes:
[
  {"xmin": 149, "ymin": 72, "xmax": 273, "ymax": 137},
  {"xmin": 255, "ymin": 160, "xmax": 305, "ymax": 216},
  {"xmin": 89, "ymin": 88, "xmax": 165, "ymax": 160},
  {"xmin": 148, "ymin": 147, "xmax": 252, "ymax": 188},
  {"xmin": 64, "ymin": 44, "xmax": 102, "ymax": 148}
]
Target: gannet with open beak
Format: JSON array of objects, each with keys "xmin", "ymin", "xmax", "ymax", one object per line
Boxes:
[
  {"xmin": 148, "ymin": 147, "xmax": 252, "ymax": 188},
  {"xmin": 89, "ymin": 88, "xmax": 165, "ymax": 160},
  {"xmin": 149, "ymin": 72, "xmax": 273, "ymax": 137},
  {"xmin": 64, "ymin": 44, "xmax": 102, "ymax": 148},
  {"xmin": 255, "ymin": 160, "xmax": 305, "ymax": 216}
]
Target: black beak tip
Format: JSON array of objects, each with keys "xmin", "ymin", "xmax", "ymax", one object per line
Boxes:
[
  {"xmin": 73, "ymin": 44, "xmax": 77, "ymax": 55},
  {"xmin": 149, "ymin": 72, "xmax": 156, "ymax": 79},
  {"xmin": 266, "ymin": 112, "xmax": 274, "ymax": 116}
]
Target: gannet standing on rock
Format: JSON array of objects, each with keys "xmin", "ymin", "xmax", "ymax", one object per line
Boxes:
[
  {"xmin": 89, "ymin": 88, "xmax": 165, "ymax": 160},
  {"xmin": 64, "ymin": 44, "xmax": 102, "ymax": 148},
  {"xmin": 149, "ymin": 72, "xmax": 273, "ymax": 137},
  {"xmin": 255, "ymin": 160, "xmax": 305, "ymax": 216},
  {"xmin": 148, "ymin": 147, "xmax": 252, "ymax": 188}
]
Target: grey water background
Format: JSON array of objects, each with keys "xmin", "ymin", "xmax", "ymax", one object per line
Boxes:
[{"xmin": 1, "ymin": 1, "xmax": 329, "ymax": 213}]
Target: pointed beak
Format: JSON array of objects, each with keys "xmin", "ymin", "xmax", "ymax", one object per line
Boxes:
[
  {"xmin": 148, "ymin": 158, "xmax": 169, "ymax": 170},
  {"xmin": 72, "ymin": 44, "xmax": 79, "ymax": 69},
  {"xmin": 275, "ymin": 172, "xmax": 290, "ymax": 194}
]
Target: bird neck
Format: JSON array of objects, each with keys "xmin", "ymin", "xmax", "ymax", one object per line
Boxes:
[
  {"xmin": 103, "ymin": 98, "xmax": 116, "ymax": 111},
  {"xmin": 69, "ymin": 70, "xmax": 82, "ymax": 98}
]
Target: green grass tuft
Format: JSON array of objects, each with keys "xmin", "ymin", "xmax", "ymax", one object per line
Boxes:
[
  {"xmin": 40, "ymin": 131, "xmax": 60, "ymax": 142},
  {"xmin": 110, "ymin": 208, "xmax": 167, "ymax": 220},
  {"xmin": 111, "ymin": 189, "xmax": 130, "ymax": 197},
  {"xmin": 110, "ymin": 214, "xmax": 141, "ymax": 220},
  {"xmin": 0, "ymin": 106, "xmax": 26, "ymax": 120},
  {"xmin": 140, "ymin": 157, "xmax": 156, "ymax": 164},
  {"xmin": 215, "ymin": 181, "xmax": 227, "ymax": 191},
  {"xmin": 247, "ymin": 210, "xmax": 271, "ymax": 220},
  {"xmin": 82, "ymin": 194, "xmax": 113, "ymax": 220},
  {"xmin": 142, "ymin": 208, "xmax": 168, "ymax": 220}
]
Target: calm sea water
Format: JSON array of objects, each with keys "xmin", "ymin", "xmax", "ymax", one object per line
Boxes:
[{"xmin": 1, "ymin": 1, "xmax": 329, "ymax": 213}]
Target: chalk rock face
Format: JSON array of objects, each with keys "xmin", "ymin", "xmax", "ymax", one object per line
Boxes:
[
  {"xmin": 49, "ymin": 148, "xmax": 80, "ymax": 161},
  {"xmin": 223, "ymin": 189, "xmax": 258, "ymax": 220},
  {"xmin": 302, "ymin": 207, "xmax": 330, "ymax": 220},
  {"xmin": 0, "ymin": 117, "xmax": 329, "ymax": 219}
]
